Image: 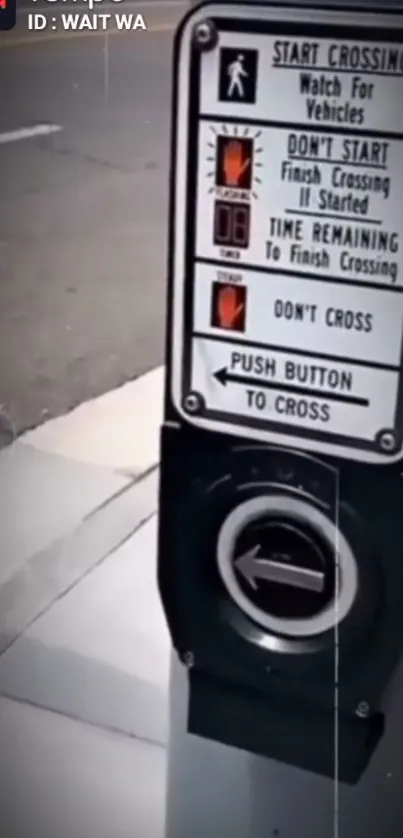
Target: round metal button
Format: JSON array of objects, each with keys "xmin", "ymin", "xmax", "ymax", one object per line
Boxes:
[
  {"xmin": 217, "ymin": 494, "xmax": 358, "ymax": 638},
  {"xmin": 234, "ymin": 517, "xmax": 336, "ymax": 621}
]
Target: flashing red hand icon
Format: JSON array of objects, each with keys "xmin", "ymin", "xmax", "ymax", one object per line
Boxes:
[{"xmin": 222, "ymin": 140, "xmax": 251, "ymax": 187}]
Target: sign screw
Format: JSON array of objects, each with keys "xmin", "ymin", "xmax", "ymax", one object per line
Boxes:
[
  {"xmin": 183, "ymin": 391, "xmax": 203, "ymax": 415},
  {"xmin": 182, "ymin": 651, "xmax": 195, "ymax": 668},
  {"xmin": 355, "ymin": 700, "xmax": 370, "ymax": 719},
  {"xmin": 377, "ymin": 429, "xmax": 399, "ymax": 454},
  {"xmin": 192, "ymin": 18, "xmax": 218, "ymax": 51}
]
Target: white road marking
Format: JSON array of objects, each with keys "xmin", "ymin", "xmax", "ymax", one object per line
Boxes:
[{"xmin": 0, "ymin": 124, "xmax": 63, "ymax": 144}]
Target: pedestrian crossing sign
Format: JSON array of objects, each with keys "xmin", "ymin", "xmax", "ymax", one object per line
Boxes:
[{"xmin": 218, "ymin": 47, "xmax": 259, "ymax": 103}]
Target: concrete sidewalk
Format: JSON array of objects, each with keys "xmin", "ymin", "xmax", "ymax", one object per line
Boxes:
[{"xmin": 0, "ymin": 367, "xmax": 170, "ymax": 838}]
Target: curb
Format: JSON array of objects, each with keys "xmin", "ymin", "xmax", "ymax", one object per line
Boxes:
[
  {"xmin": 0, "ymin": 468, "xmax": 159, "ymax": 657},
  {"xmin": 20, "ymin": 366, "xmax": 165, "ymax": 478}
]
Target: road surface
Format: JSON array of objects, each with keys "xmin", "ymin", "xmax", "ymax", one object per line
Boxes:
[{"xmin": 0, "ymin": 1, "xmax": 186, "ymax": 442}]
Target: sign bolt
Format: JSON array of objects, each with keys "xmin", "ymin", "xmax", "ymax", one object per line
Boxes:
[
  {"xmin": 355, "ymin": 700, "xmax": 370, "ymax": 719},
  {"xmin": 182, "ymin": 651, "xmax": 195, "ymax": 668},
  {"xmin": 377, "ymin": 429, "xmax": 399, "ymax": 454},
  {"xmin": 183, "ymin": 391, "xmax": 203, "ymax": 415},
  {"xmin": 192, "ymin": 18, "xmax": 218, "ymax": 51}
]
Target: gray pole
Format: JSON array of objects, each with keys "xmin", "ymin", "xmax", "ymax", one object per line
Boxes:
[{"xmin": 165, "ymin": 652, "xmax": 403, "ymax": 838}]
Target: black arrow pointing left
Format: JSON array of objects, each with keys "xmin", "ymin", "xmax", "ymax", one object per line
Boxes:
[{"xmin": 213, "ymin": 367, "xmax": 369, "ymax": 407}]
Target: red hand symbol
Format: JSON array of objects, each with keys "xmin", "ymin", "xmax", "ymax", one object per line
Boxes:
[
  {"xmin": 217, "ymin": 286, "xmax": 244, "ymax": 329},
  {"xmin": 222, "ymin": 140, "xmax": 250, "ymax": 187}
]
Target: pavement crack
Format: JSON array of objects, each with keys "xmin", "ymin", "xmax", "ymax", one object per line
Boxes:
[
  {"xmin": 49, "ymin": 143, "xmax": 129, "ymax": 174},
  {"xmin": 98, "ymin": 509, "xmax": 157, "ymax": 561},
  {"xmin": 83, "ymin": 465, "xmax": 158, "ymax": 521},
  {"xmin": 0, "ymin": 510, "xmax": 157, "ymax": 660},
  {"xmin": 0, "ymin": 691, "xmax": 166, "ymax": 751}
]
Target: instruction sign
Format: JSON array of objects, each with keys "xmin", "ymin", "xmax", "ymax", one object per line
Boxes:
[{"xmin": 170, "ymin": 3, "xmax": 403, "ymax": 463}]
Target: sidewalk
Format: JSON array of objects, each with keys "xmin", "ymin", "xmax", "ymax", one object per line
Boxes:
[{"xmin": 0, "ymin": 366, "xmax": 170, "ymax": 838}]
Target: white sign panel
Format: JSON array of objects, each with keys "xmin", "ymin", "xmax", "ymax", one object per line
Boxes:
[
  {"xmin": 200, "ymin": 34, "xmax": 403, "ymax": 131},
  {"xmin": 191, "ymin": 336, "xmax": 399, "ymax": 443},
  {"xmin": 192, "ymin": 262, "xmax": 403, "ymax": 365},
  {"xmin": 196, "ymin": 122, "xmax": 403, "ymax": 287},
  {"xmin": 170, "ymin": 3, "xmax": 403, "ymax": 463}
]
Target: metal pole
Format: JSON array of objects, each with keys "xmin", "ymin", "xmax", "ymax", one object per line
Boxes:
[
  {"xmin": 164, "ymin": 652, "xmax": 403, "ymax": 837},
  {"xmin": 164, "ymin": 652, "xmax": 257, "ymax": 838}
]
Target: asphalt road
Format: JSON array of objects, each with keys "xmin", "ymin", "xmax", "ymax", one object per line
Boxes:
[{"xmin": 0, "ymin": 1, "xmax": 186, "ymax": 442}]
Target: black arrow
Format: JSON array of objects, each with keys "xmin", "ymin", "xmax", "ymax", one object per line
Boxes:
[{"xmin": 213, "ymin": 367, "xmax": 369, "ymax": 406}]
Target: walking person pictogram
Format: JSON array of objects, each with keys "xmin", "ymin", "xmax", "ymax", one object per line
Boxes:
[
  {"xmin": 218, "ymin": 48, "xmax": 259, "ymax": 104},
  {"xmin": 227, "ymin": 54, "xmax": 248, "ymax": 98}
]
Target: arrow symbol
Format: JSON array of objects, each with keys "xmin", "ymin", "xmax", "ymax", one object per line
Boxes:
[
  {"xmin": 235, "ymin": 545, "xmax": 325, "ymax": 593},
  {"xmin": 213, "ymin": 368, "xmax": 369, "ymax": 407},
  {"xmin": 213, "ymin": 367, "xmax": 228, "ymax": 386}
]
